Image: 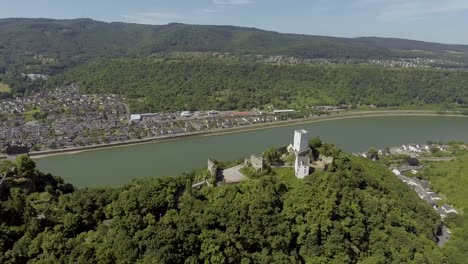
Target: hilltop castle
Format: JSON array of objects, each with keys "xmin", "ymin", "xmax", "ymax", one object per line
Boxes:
[
  {"xmin": 291, "ymin": 130, "xmax": 312, "ymax": 178},
  {"xmin": 289, "ymin": 129, "xmax": 333, "ymax": 179}
]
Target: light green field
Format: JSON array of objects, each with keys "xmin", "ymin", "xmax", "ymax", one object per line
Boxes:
[{"xmin": 0, "ymin": 82, "xmax": 11, "ymax": 92}]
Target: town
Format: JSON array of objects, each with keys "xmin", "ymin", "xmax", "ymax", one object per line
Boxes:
[
  {"xmin": 0, "ymin": 85, "xmax": 129, "ymax": 151},
  {"xmin": 0, "ymin": 85, "xmax": 347, "ymax": 156},
  {"xmin": 256, "ymin": 54, "xmax": 468, "ymax": 71}
]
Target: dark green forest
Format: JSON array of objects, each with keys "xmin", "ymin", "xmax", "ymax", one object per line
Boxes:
[
  {"xmin": 2, "ymin": 18, "xmax": 468, "ymax": 77},
  {"xmin": 415, "ymin": 147, "xmax": 468, "ymax": 264},
  {"xmin": 48, "ymin": 57, "xmax": 468, "ymax": 112},
  {"xmin": 2, "ymin": 18, "xmax": 468, "ymax": 108},
  {"xmin": 0, "ymin": 148, "xmax": 449, "ymax": 263}
]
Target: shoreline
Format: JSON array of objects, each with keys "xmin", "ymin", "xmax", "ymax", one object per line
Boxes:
[{"xmin": 29, "ymin": 110, "xmax": 467, "ymax": 159}]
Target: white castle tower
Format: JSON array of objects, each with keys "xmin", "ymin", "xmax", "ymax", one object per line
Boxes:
[
  {"xmin": 293, "ymin": 129, "xmax": 309, "ymax": 153},
  {"xmin": 292, "ymin": 129, "xmax": 311, "ymax": 178}
]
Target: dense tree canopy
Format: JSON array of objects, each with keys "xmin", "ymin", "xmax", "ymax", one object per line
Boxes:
[
  {"xmin": 262, "ymin": 147, "xmax": 282, "ymax": 165},
  {"xmin": 3, "ymin": 17, "xmax": 468, "ymax": 77},
  {"xmin": 308, "ymin": 137, "xmax": 323, "ymax": 149},
  {"xmin": 48, "ymin": 57, "xmax": 468, "ymax": 112},
  {"xmin": 416, "ymin": 146, "xmax": 468, "ymax": 264},
  {"xmin": 0, "ymin": 148, "xmax": 447, "ymax": 263},
  {"xmin": 1, "ymin": 18, "xmax": 468, "ymax": 101}
]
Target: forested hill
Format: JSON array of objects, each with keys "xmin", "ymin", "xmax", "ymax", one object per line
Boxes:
[
  {"xmin": 49, "ymin": 57, "xmax": 468, "ymax": 112},
  {"xmin": 0, "ymin": 147, "xmax": 446, "ymax": 262},
  {"xmin": 2, "ymin": 18, "xmax": 468, "ymax": 75},
  {"xmin": 353, "ymin": 37, "xmax": 468, "ymax": 54}
]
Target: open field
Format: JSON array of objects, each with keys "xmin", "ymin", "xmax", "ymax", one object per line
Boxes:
[{"xmin": 0, "ymin": 82, "xmax": 10, "ymax": 92}]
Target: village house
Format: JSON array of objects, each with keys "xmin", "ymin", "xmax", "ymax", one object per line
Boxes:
[{"xmin": 392, "ymin": 169, "xmax": 458, "ymax": 219}]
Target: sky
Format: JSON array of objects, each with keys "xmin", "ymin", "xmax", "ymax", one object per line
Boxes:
[{"xmin": 1, "ymin": 0, "xmax": 468, "ymax": 44}]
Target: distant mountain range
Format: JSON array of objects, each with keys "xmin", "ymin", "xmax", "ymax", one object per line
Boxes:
[{"xmin": 1, "ymin": 18, "xmax": 468, "ymax": 75}]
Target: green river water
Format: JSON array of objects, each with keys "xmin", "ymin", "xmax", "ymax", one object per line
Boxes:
[{"xmin": 35, "ymin": 116, "xmax": 468, "ymax": 187}]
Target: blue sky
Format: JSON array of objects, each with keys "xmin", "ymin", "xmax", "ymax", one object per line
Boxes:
[{"xmin": 1, "ymin": 0, "xmax": 468, "ymax": 44}]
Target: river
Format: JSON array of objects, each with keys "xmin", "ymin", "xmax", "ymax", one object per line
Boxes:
[{"xmin": 35, "ymin": 116, "xmax": 468, "ymax": 188}]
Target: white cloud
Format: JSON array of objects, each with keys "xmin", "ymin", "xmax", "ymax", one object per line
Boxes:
[
  {"xmin": 213, "ymin": 0, "xmax": 254, "ymax": 6},
  {"xmin": 356, "ymin": 0, "xmax": 468, "ymax": 22},
  {"xmin": 121, "ymin": 12, "xmax": 186, "ymax": 25}
]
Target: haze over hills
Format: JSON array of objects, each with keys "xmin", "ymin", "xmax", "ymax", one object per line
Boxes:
[{"xmin": 1, "ymin": 18, "xmax": 468, "ymax": 75}]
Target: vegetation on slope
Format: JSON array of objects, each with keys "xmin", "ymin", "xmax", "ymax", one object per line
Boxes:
[
  {"xmin": 2, "ymin": 17, "xmax": 468, "ymax": 76},
  {"xmin": 0, "ymin": 155, "xmax": 73, "ymax": 201},
  {"xmin": 48, "ymin": 57, "xmax": 468, "ymax": 112},
  {"xmin": 2, "ymin": 18, "xmax": 468, "ymax": 101},
  {"xmin": 0, "ymin": 149, "xmax": 445, "ymax": 263},
  {"xmin": 417, "ymin": 145, "xmax": 468, "ymax": 263}
]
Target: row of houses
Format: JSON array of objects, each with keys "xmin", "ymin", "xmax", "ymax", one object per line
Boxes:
[
  {"xmin": 387, "ymin": 143, "xmax": 449, "ymax": 156},
  {"xmin": 392, "ymin": 169, "xmax": 458, "ymax": 219}
]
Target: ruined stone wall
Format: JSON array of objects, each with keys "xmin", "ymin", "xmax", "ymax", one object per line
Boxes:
[
  {"xmin": 207, "ymin": 159, "xmax": 217, "ymax": 176},
  {"xmin": 250, "ymin": 155, "xmax": 264, "ymax": 171}
]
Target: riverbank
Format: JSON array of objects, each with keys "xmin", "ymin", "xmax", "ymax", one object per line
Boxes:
[
  {"xmin": 29, "ymin": 110, "xmax": 467, "ymax": 159},
  {"xmin": 34, "ymin": 115, "xmax": 468, "ymax": 188}
]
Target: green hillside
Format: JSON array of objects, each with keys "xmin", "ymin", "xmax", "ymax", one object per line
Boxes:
[
  {"xmin": 0, "ymin": 149, "xmax": 445, "ymax": 263},
  {"xmin": 49, "ymin": 57, "xmax": 468, "ymax": 112},
  {"xmin": 2, "ymin": 18, "xmax": 468, "ymax": 101},
  {"xmin": 2, "ymin": 18, "xmax": 468, "ymax": 76},
  {"xmin": 418, "ymin": 147, "xmax": 468, "ymax": 263}
]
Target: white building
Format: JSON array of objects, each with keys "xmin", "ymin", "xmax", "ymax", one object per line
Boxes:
[
  {"xmin": 273, "ymin": 109, "xmax": 295, "ymax": 114},
  {"xmin": 26, "ymin": 74, "xmax": 49, "ymax": 81},
  {"xmin": 130, "ymin": 114, "xmax": 142, "ymax": 122},
  {"xmin": 295, "ymin": 155, "xmax": 310, "ymax": 179},
  {"xmin": 293, "ymin": 129, "xmax": 309, "ymax": 153},
  {"xmin": 181, "ymin": 111, "xmax": 193, "ymax": 117}
]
